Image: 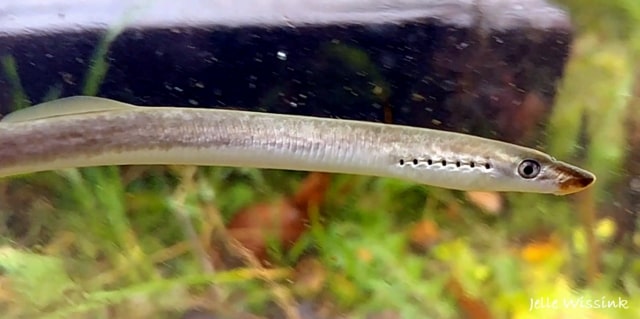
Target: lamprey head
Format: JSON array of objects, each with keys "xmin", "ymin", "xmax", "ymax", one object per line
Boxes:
[
  {"xmin": 503, "ymin": 155, "xmax": 596, "ymax": 195},
  {"xmin": 391, "ymin": 137, "xmax": 597, "ymax": 194}
]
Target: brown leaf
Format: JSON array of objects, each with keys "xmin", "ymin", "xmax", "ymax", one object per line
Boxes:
[
  {"xmin": 291, "ymin": 172, "xmax": 331, "ymax": 211},
  {"xmin": 227, "ymin": 199, "xmax": 306, "ymax": 264},
  {"xmin": 447, "ymin": 277, "xmax": 493, "ymax": 319},
  {"xmin": 226, "ymin": 172, "xmax": 331, "ymax": 265},
  {"xmin": 409, "ymin": 219, "xmax": 440, "ymax": 253}
]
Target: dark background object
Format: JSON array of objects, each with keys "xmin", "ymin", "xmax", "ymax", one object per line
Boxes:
[{"xmin": 0, "ymin": 0, "xmax": 572, "ymax": 143}]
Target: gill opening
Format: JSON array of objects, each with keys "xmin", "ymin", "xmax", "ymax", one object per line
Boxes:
[{"xmin": 398, "ymin": 157, "xmax": 492, "ymax": 170}]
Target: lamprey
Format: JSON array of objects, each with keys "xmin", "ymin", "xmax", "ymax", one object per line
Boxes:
[{"xmin": 0, "ymin": 96, "xmax": 595, "ymax": 194}]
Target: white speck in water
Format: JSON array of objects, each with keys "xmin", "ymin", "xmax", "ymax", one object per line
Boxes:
[
  {"xmin": 277, "ymin": 51, "xmax": 287, "ymax": 61},
  {"xmin": 248, "ymin": 75, "xmax": 258, "ymax": 89},
  {"xmin": 45, "ymin": 53, "xmax": 54, "ymax": 58},
  {"xmin": 289, "ymin": 101, "xmax": 298, "ymax": 108},
  {"xmin": 173, "ymin": 86, "xmax": 184, "ymax": 92},
  {"xmin": 60, "ymin": 72, "xmax": 75, "ymax": 85},
  {"xmin": 194, "ymin": 81, "xmax": 205, "ymax": 88},
  {"xmin": 188, "ymin": 99, "xmax": 199, "ymax": 106},
  {"xmin": 494, "ymin": 36, "xmax": 504, "ymax": 44}
]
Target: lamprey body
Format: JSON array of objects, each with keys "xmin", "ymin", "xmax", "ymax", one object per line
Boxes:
[{"xmin": 0, "ymin": 96, "xmax": 595, "ymax": 194}]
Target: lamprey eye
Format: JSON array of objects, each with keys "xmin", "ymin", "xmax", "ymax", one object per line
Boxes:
[{"xmin": 517, "ymin": 159, "xmax": 541, "ymax": 179}]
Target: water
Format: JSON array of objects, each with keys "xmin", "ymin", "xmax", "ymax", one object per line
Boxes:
[{"xmin": 0, "ymin": 0, "xmax": 637, "ymax": 318}]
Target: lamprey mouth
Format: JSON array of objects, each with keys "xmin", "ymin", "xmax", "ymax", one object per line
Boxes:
[{"xmin": 553, "ymin": 162, "xmax": 596, "ymax": 195}]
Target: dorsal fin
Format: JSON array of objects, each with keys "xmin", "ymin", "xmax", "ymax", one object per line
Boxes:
[{"xmin": 1, "ymin": 96, "xmax": 137, "ymax": 123}]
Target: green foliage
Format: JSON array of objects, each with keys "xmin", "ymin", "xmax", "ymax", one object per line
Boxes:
[{"xmin": 0, "ymin": 55, "xmax": 30, "ymax": 110}]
